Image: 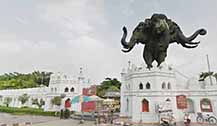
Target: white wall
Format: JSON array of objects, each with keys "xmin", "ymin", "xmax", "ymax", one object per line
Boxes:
[{"xmin": 120, "ymin": 64, "xmax": 217, "ymax": 123}]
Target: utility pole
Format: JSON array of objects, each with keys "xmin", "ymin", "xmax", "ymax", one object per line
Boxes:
[{"xmin": 206, "ymin": 54, "xmax": 213, "ymax": 85}]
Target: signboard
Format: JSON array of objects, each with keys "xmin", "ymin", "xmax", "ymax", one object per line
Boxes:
[
  {"xmin": 157, "ymin": 101, "xmax": 174, "ymax": 123},
  {"xmin": 157, "ymin": 102, "xmax": 172, "ymax": 114},
  {"xmin": 176, "ymin": 95, "xmax": 187, "ymax": 109}
]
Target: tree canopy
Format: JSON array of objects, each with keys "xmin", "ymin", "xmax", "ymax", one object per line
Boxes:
[
  {"xmin": 0, "ymin": 71, "xmax": 52, "ymax": 90},
  {"xmin": 51, "ymin": 96, "xmax": 61, "ymax": 106},
  {"xmin": 96, "ymin": 78, "xmax": 121, "ymax": 97},
  {"xmin": 199, "ymin": 72, "xmax": 217, "ymax": 81}
]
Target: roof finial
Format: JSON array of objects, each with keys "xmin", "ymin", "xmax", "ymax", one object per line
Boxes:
[{"xmin": 128, "ymin": 61, "xmax": 131, "ymax": 68}]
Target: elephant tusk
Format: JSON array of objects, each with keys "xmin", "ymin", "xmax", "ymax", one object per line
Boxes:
[
  {"xmin": 181, "ymin": 43, "xmax": 199, "ymax": 48},
  {"xmin": 122, "ymin": 48, "xmax": 133, "ymax": 53}
]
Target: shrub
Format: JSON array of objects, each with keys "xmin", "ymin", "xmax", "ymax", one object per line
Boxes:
[{"xmin": 0, "ymin": 105, "xmax": 57, "ymax": 116}]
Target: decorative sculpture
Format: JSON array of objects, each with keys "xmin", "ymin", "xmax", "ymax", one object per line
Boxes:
[{"xmin": 121, "ymin": 13, "xmax": 207, "ymax": 69}]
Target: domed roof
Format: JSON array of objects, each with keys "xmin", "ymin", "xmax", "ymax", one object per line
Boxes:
[
  {"xmin": 204, "ymin": 76, "xmax": 216, "ymax": 85},
  {"xmin": 186, "ymin": 77, "xmax": 200, "ymax": 89}
]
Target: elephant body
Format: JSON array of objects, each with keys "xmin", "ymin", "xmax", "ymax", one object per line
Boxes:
[{"xmin": 121, "ymin": 14, "xmax": 207, "ymax": 69}]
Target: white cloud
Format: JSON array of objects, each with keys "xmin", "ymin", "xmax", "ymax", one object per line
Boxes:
[{"xmin": 0, "ymin": 0, "xmax": 217, "ymax": 84}]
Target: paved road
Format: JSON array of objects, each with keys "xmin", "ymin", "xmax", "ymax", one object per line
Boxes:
[
  {"xmin": 0, "ymin": 112, "xmax": 58, "ymax": 125},
  {"xmin": 32, "ymin": 119, "xmax": 95, "ymax": 126},
  {"xmin": 0, "ymin": 112, "xmax": 95, "ymax": 126},
  {"xmin": 1, "ymin": 112, "xmax": 217, "ymax": 126}
]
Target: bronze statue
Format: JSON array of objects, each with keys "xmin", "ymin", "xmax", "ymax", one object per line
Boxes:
[{"xmin": 121, "ymin": 13, "xmax": 207, "ymax": 69}]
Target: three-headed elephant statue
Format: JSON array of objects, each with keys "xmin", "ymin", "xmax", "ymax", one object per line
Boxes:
[{"xmin": 121, "ymin": 13, "xmax": 207, "ymax": 69}]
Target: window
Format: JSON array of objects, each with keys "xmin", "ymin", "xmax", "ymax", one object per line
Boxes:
[
  {"xmin": 146, "ymin": 82, "xmax": 151, "ymax": 89},
  {"xmin": 51, "ymin": 88, "xmax": 53, "ymax": 92},
  {"xmin": 139, "ymin": 83, "xmax": 143, "ymax": 90},
  {"xmin": 55, "ymin": 88, "xmax": 57, "ymax": 92},
  {"xmin": 126, "ymin": 98, "xmax": 129, "ymax": 112},
  {"xmin": 64, "ymin": 87, "xmax": 69, "ymax": 92},
  {"xmin": 166, "ymin": 98, "xmax": 171, "ymax": 102},
  {"xmin": 200, "ymin": 98, "xmax": 212, "ymax": 112},
  {"xmin": 162, "ymin": 82, "xmax": 166, "ymax": 89},
  {"xmin": 70, "ymin": 87, "xmax": 75, "ymax": 92},
  {"xmin": 142, "ymin": 99, "xmax": 149, "ymax": 112},
  {"xmin": 168, "ymin": 82, "xmax": 171, "ymax": 89}
]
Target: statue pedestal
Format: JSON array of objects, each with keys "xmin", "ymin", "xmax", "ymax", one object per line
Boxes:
[{"xmin": 120, "ymin": 65, "xmax": 178, "ymax": 123}]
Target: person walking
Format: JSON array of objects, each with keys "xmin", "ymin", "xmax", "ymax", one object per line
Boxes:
[{"xmin": 184, "ymin": 113, "xmax": 191, "ymax": 126}]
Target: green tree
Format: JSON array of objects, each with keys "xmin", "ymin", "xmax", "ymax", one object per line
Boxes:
[
  {"xmin": 97, "ymin": 78, "xmax": 121, "ymax": 97},
  {"xmin": 51, "ymin": 96, "xmax": 61, "ymax": 106},
  {"xmin": 4, "ymin": 97, "xmax": 12, "ymax": 107},
  {"xmin": 32, "ymin": 71, "xmax": 53, "ymax": 87},
  {"xmin": 32, "ymin": 98, "xmax": 45, "ymax": 108},
  {"xmin": 0, "ymin": 71, "xmax": 52, "ymax": 90},
  {"xmin": 18, "ymin": 93, "xmax": 30, "ymax": 105},
  {"xmin": 199, "ymin": 72, "xmax": 214, "ymax": 81}
]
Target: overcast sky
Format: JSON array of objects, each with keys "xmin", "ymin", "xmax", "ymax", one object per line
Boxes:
[{"xmin": 0, "ymin": 0, "xmax": 217, "ymax": 84}]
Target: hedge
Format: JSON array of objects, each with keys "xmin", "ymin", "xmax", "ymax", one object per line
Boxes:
[{"xmin": 0, "ymin": 106, "xmax": 58, "ymax": 116}]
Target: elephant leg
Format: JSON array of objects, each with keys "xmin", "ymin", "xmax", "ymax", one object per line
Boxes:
[
  {"xmin": 156, "ymin": 51, "xmax": 167, "ymax": 67},
  {"xmin": 143, "ymin": 48, "xmax": 154, "ymax": 69}
]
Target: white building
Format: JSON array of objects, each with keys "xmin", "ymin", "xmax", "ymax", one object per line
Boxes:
[
  {"xmin": 0, "ymin": 70, "xmax": 89, "ymax": 112},
  {"xmin": 120, "ymin": 63, "xmax": 217, "ymax": 123}
]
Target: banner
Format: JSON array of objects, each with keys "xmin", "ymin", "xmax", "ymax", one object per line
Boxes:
[{"xmin": 176, "ymin": 95, "xmax": 187, "ymax": 109}]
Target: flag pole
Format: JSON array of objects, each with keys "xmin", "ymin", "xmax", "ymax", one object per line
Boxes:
[{"xmin": 206, "ymin": 54, "xmax": 213, "ymax": 85}]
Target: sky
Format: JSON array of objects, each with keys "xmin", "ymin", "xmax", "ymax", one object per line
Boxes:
[{"xmin": 0, "ymin": 0, "xmax": 217, "ymax": 84}]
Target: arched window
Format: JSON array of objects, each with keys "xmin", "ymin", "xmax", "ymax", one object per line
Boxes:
[
  {"xmin": 139, "ymin": 83, "xmax": 143, "ymax": 90},
  {"xmin": 200, "ymin": 98, "xmax": 212, "ymax": 112},
  {"xmin": 146, "ymin": 82, "xmax": 151, "ymax": 89},
  {"xmin": 166, "ymin": 98, "xmax": 171, "ymax": 102},
  {"xmin": 64, "ymin": 87, "xmax": 69, "ymax": 92},
  {"xmin": 51, "ymin": 88, "xmax": 53, "ymax": 92},
  {"xmin": 55, "ymin": 88, "xmax": 57, "ymax": 92},
  {"xmin": 70, "ymin": 87, "xmax": 75, "ymax": 92},
  {"xmin": 126, "ymin": 98, "xmax": 129, "ymax": 112},
  {"xmin": 142, "ymin": 98, "xmax": 149, "ymax": 112},
  {"xmin": 162, "ymin": 82, "xmax": 166, "ymax": 89},
  {"xmin": 168, "ymin": 82, "xmax": 171, "ymax": 89}
]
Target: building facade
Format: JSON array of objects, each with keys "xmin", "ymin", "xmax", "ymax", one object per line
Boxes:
[
  {"xmin": 120, "ymin": 63, "xmax": 217, "ymax": 123},
  {"xmin": 0, "ymin": 71, "xmax": 91, "ymax": 112}
]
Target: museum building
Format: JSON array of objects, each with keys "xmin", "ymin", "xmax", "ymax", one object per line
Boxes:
[
  {"xmin": 0, "ymin": 70, "xmax": 96, "ymax": 112},
  {"xmin": 120, "ymin": 63, "xmax": 217, "ymax": 123}
]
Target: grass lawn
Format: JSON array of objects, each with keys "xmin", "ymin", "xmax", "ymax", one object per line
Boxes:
[{"xmin": 0, "ymin": 105, "xmax": 58, "ymax": 116}]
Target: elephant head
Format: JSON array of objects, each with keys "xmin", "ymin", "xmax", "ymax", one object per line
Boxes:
[
  {"xmin": 149, "ymin": 14, "xmax": 170, "ymax": 35},
  {"xmin": 121, "ymin": 22, "xmax": 147, "ymax": 53},
  {"xmin": 173, "ymin": 27, "xmax": 207, "ymax": 48},
  {"xmin": 167, "ymin": 16, "xmax": 207, "ymax": 48},
  {"xmin": 121, "ymin": 14, "xmax": 171, "ymax": 53}
]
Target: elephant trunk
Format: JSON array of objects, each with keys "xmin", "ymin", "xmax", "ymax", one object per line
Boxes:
[
  {"xmin": 176, "ymin": 29, "xmax": 207, "ymax": 48},
  {"xmin": 186, "ymin": 29, "xmax": 207, "ymax": 41},
  {"xmin": 121, "ymin": 26, "xmax": 137, "ymax": 52}
]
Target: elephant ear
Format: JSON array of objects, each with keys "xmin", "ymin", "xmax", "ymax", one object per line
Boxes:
[{"xmin": 144, "ymin": 19, "xmax": 151, "ymax": 29}]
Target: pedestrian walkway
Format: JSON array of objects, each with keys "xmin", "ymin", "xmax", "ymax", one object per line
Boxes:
[{"xmin": 32, "ymin": 119, "xmax": 95, "ymax": 126}]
